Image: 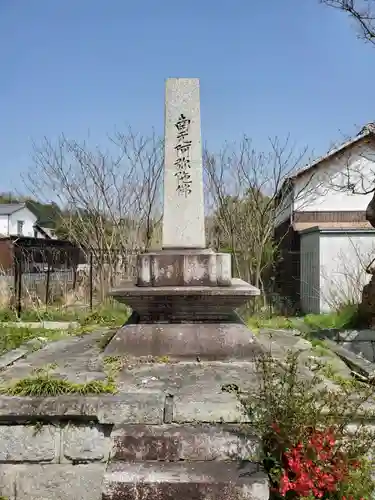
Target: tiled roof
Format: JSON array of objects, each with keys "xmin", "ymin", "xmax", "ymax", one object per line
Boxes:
[
  {"xmin": 293, "ymin": 221, "xmax": 374, "ymax": 232},
  {"xmin": 0, "ymin": 203, "xmax": 26, "ymax": 215},
  {"xmin": 290, "ymin": 123, "xmax": 375, "ymax": 182}
]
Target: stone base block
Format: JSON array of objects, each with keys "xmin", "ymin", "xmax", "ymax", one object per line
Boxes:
[
  {"xmin": 102, "ymin": 462, "xmax": 269, "ymax": 500},
  {"xmin": 137, "ymin": 249, "xmax": 232, "ymax": 287},
  {"xmin": 110, "ymin": 424, "xmax": 260, "ymax": 462},
  {"xmin": 0, "ymin": 464, "xmax": 105, "ymax": 500},
  {"xmin": 104, "ymin": 322, "xmax": 263, "ymax": 360},
  {"xmin": 109, "ymin": 278, "xmax": 260, "ymax": 323}
]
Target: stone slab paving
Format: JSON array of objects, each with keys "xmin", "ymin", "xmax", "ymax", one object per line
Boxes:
[
  {"xmin": 0, "ymin": 329, "xmax": 111, "ymax": 385},
  {"xmin": 0, "ymin": 325, "xmax": 367, "ymax": 499}
]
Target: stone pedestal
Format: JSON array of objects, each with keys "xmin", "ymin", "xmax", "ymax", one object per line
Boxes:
[
  {"xmin": 107, "ymin": 251, "xmax": 260, "ymax": 358},
  {"xmin": 110, "ymin": 277, "xmax": 258, "ymax": 323},
  {"xmin": 137, "ymin": 249, "xmax": 232, "ymax": 287}
]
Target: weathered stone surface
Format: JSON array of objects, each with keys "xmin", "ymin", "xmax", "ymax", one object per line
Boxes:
[
  {"xmin": 115, "ymin": 361, "xmax": 259, "ymax": 396},
  {"xmin": 324, "ymin": 329, "xmax": 375, "ymax": 364},
  {"xmin": 0, "ymin": 394, "xmax": 165, "ymax": 425},
  {"xmin": 111, "ymin": 424, "xmax": 260, "ymax": 461},
  {"xmin": 257, "ymin": 328, "xmax": 353, "ymax": 380},
  {"xmin": 174, "ymin": 393, "xmax": 248, "ymax": 423},
  {"xmin": 0, "ymin": 396, "xmax": 99, "ymax": 422},
  {"xmin": 102, "ymin": 462, "xmax": 269, "ymax": 500},
  {"xmin": 62, "ymin": 425, "xmax": 111, "ymax": 462},
  {"xmin": 0, "ymin": 464, "xmax": 104, "ymax": 500},
  {"xmin": 0, "ymin": 330, "xmax": 106, "ymax": 385},
  {"xmin": 163, "ymin": 78, "xmax": 205, "ymax": 250},
  {"xmin": 105, "ymin": 322, "xmax": 263, "ymax": 359},
  {"xmin": 0, "ymin": 347, "xmax": 28, "ymax": 369},
  {"xmin": 136, "ymin": 250, "xmax": 232, "ymax": 287},
  {"xmin": 0, "ymin": 464, "xmax": 15, "ymax": 498},
  {"xmin": 97, "ymin": 394, "xmax": 165, "ymax": 424},
  {"xmin": 0, "ymin": 425, "xmax": 58, "ymax": 463},
  {"xmin": 258, "ymin": 329, "xmax": 312, "ymax": 352},
  {"xmin": 109, "ymin": 278, "xmax": 259, "ymax": 323},
  {"xmin": 322, "ymin": 338, "xmax": 375, "ymax": 379}
]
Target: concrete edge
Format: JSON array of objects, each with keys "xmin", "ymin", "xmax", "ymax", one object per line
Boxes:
[{"xmin": 0, "ymin": 394, "xmax": 166, "ymax": 424}]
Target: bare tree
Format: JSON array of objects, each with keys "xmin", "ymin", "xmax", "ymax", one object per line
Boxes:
[
  {"xmin": 25, "ymin": 129, "xmax": 163, "ymax": 297},
  {"xmin": 204, "ymin": 136, "xmax": 312, "ymax": 306},
  {"xmin": 111, "ymin": 128, "xmax": 164, "ymax": 251},
  {"xmin": 321, "ymin": 0, "xmax": 375, "ymax": 44}
]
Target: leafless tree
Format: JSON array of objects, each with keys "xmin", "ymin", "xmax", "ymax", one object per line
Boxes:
[
  {"xmin": 25, "ymin": 129, "xmax": 163, "ymax": 297},
  {"xmin": 111, "ymin": 128, "xmax": 164, "ymax": 250},
  {"xmin": 204, "ymin": 136, "xmax": 313, "ymax": 306},
  {"xmin": 321, "ymin": 0, "xmax": 375, "ymax": 44}
]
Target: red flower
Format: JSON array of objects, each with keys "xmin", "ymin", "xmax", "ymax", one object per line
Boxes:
[{"xmin": 274, "ymin": 426, "xmax": 358, "ymax": 498}]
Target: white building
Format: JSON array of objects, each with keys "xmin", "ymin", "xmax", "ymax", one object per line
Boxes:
[
  {"xmin": 274, "ymin": 123, "xmax": 375, "ymax": 314},
  {"xmin": 0, "ymin": 203, "xmax": 55, "ymax": 239}
]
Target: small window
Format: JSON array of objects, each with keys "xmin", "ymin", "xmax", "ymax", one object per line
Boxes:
[{"xmin": 17, "ymin": 220, "xmax": 24, "ymax": 236}]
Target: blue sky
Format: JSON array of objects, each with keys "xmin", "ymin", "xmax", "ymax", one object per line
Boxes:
[{"xmin": 1, "ymin": 0, "xmax": 374, "ymax": 194}]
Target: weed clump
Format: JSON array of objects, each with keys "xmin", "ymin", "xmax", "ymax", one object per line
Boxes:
[{"xmin": 0, "ymin": 374, "xmax": 116, "ymax": 396}]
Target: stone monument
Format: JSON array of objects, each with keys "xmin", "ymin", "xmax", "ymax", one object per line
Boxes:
[
  {"xmin": 106, "ymin": 78, "xmax": 261, "ymax": 359},
  {"xmin": 0, "ymin": 79, "xmax": 269, "ymax": 499}
]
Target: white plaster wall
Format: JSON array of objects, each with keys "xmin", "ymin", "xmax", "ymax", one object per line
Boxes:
[
  {"xmin": 8, "ymin": 208, "xmax": 37, "ymax": 237},
  {"xmin": 300, "ymin": 231, "xmax": 320, "ymax": 314},
  {"xmin": 294, "ymin": 143, "xmax": 375, "ymax": 213},
  {"xmin": 319, "ymin": 232, "xmax": 375, "ymax": 312},
  {"xmin": 0, "ymin": 216, "xmax": 9, "ymax": 236}
]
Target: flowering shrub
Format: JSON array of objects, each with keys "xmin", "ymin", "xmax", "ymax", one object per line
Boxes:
[
  {"xmin": 239, "ymin": 351, "xmax": 375, "ymax": 499},
  {"xmin": 276, "ymin": 427, "xmax": 363, "ymax": 498}
]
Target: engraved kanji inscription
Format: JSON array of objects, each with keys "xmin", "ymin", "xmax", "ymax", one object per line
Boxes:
[{"xmin": 174, "ymin": 114, "xmax": 192, "ymax": 196}]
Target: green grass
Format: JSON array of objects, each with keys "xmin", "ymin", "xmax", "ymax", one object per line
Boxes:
[
  {"xmin": 247, "ymin": 315, "xmax": 301, "ymax": 332},
  {"xmin": 303, "ymin": 304, "xmax": 359, "ymax": 330},
  {"xmin": 79, "ymin": 305, "xmax": 129, "ymax": 327},
  {"xmin": 0, "ymin": 326, "xmax": 68, "ymax": 355},
  {"xmin": 0, "ymin": 373, "xmax": 116, "ymax": 396},
  {"xmin": 247, "ymin": 305, "xmax": 359, "ymax": 333},
  {"xmin": 0, "ymin": 304, "xmax": 130, "ymax": 355},
  {"xmin": 103, "ymin": 355, "xmax": 128, "ymax": 377},
  {"xmin": 0, "ymin": 303, "xmax": 130, "ymax": 327}
]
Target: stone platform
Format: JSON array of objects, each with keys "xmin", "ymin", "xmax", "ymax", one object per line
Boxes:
[
  {"xmin": 105, "ymin": 322, "xmax": 264, "ymax": 360},
  {"xmin": 109, "ymin": 278, "xmax": 259, "ymax": 323},
  {"xmin": 0, "ymin": 330, "xmax": 269, "ymax": 499},
  {"xmin": 0, "ymin": 324, "xmax": 369, "ymax": 498}
]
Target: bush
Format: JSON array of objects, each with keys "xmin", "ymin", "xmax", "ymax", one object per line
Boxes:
[
  {"xmin": 303, "ymin": 305, "xmax": 360, "ymax": 331},
  {"xmin": 239, "ymin": 351, "xmax": 375, "ymax": 499},
  {"xmin": 0, "ymin": 372, "xmax": 116, "ymax": 396}
]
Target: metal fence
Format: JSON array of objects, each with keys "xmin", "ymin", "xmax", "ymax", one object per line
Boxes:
[{"xmin": 2, "ymin": 243, "xmax": 138, "ymax": 314}]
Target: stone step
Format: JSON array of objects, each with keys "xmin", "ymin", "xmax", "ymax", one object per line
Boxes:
[
  {"xmin": 110, "ymin": 424, "xmax": 260, "ymax": 462},
  {"xmin": 102, "ymin": 461, "xmax": 269, "ymax": 500}
]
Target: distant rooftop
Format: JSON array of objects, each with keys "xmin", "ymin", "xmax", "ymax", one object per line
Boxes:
[
  {"xmin": 0, "ymin": 203, "xmax": 27, "ymax": 216},
  {"xmin": 290, "ymin": 122, "xmax": 375, "ymax": 182}
]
